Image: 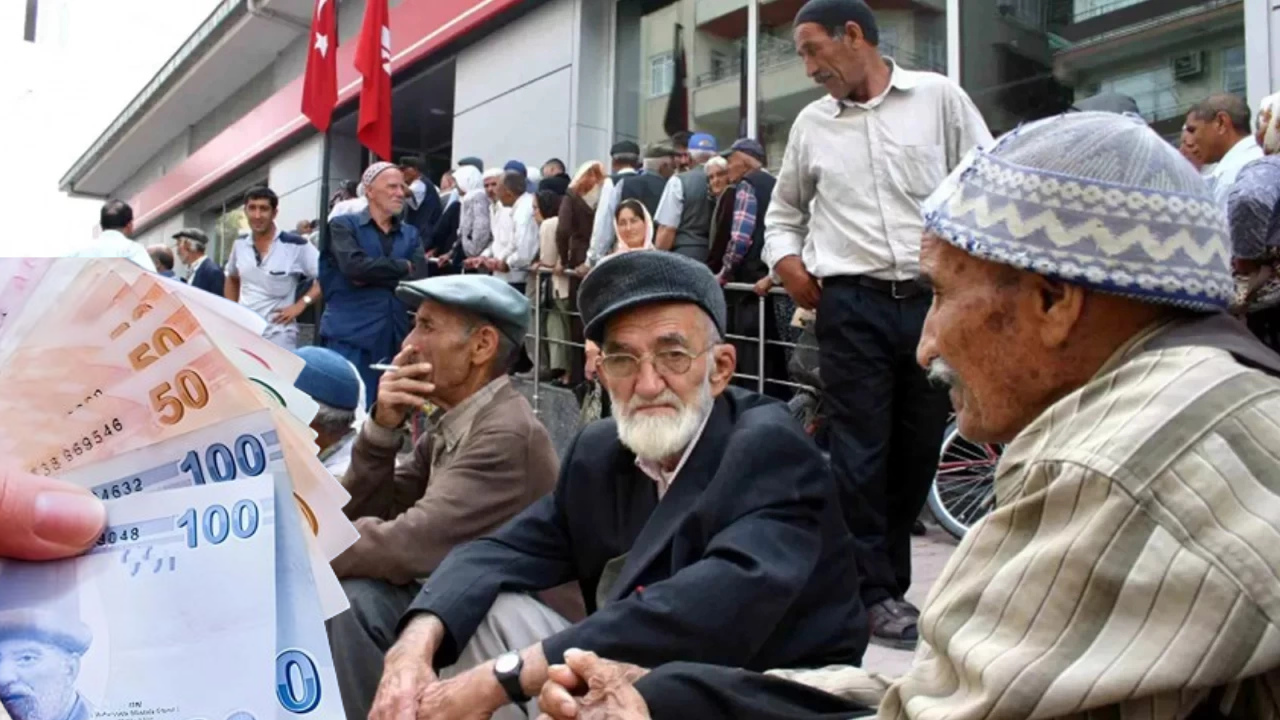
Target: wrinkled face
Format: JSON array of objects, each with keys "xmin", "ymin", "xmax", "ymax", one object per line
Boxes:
[
  {"xmin": 725, "ymin": 152, "xmax": 752, "ymax": 182},
  {"xmin": 795, "ymin": 21, "xmax": 866, "ymax": 100},
  {"xmin": 484, "ymin": 176, "xmax": 499, "ymax": 201},
  {"xmin": 707, "ymin": 163, "xmax": 729, "ymax": 195},
  {"xmin": 368, "ymin": 168, "xmax": 407, "ymax": 217},
  {"xmin": 0, "ymin": 639, "xmax": 79, "ymax": 720},
  {"xmin": 916, "ymin": 234, "xmax": 1046, "ymax": 443},
  {"xmin": 1183, "ymin": 111, "xmax": 1231, "ymax": 164},
  {"xmin": 616, "ymin": 206, "xmax": 647, "ymax": 249},
  {"xmin": 402, "ymin": 301, "xmax": 497, "ymax": 402},
  {"xmin": 600, "ymin": 303, "xmax": 735, "ymax": 462},
  {"xmin": 244, "ymin": 197, "xmax": 277, "ymax": 235}
]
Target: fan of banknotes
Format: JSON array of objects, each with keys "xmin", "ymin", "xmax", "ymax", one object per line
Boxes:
[{"xmin": 0, "ymin": 258, "xmax": 356, "ymax": 720}]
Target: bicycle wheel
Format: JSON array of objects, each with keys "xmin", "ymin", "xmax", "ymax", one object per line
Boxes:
[{"xmin": 928, "ymin": 421, "xmax": 1001, "ymax": 541}]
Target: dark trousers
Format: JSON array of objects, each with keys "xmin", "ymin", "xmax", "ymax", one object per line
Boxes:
[
  {"xmin": 816, "ymin": 278, "xmax": 950, "ymax": 607},
  {"xmin": 326, "ymin": 578, "xmax": 421, "ymax": 720}
]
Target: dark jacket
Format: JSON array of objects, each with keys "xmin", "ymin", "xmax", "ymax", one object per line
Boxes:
[
  {"xmin": 407, "ymin": 387, "xmax": 868, "ymax": 671},
  {"xmin": 189, "ymin": 257, "xmax": 225, "ymax": 297},
  {"xmin": 320, "ymin": 210, "xmax": 426, "ymax": 350},
  {"xmin": 431, "ymin": 200, "xmax": 462, "ymax": 261},
  {"xmin": 404, "ymin": 180, "xmax": 443, "ymax": 246},
  {"xmin": 618, "ymin": 172, "xmax": 666, "ymax": 219},
  {"xmin": 634, "ymin": 662, "xmax": 871, "ymax": 720}
]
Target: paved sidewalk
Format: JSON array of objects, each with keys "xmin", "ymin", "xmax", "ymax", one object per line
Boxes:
[{"xmin": 861, "ymin": 526, "xmax": 959, "ymax": 678}]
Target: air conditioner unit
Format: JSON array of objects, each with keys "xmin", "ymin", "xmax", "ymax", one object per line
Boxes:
[{"xmin": 1172, "ymin": 51, "xmax": 1205, "ymax": 80}]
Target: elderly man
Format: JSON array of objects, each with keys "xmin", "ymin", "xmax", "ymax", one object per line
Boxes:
[
  {"xmin": 535, "ymin": 110, "xmax": 1280, "ymax": 720},
  {"xmin": 292, "ymin": 346, "xmax": 364, "ymax": 477},
  {"xmin": 0, "ymin": 567, "xmax": 93, "ymax": 720},
  {"xmin": 172, "ymin": 228, "xmax": 224, "ymax": 296},
  {"xmin": 146, "ymin": 245, "xmax": 176, "ymax": 278},
  {"xmin": 765, "ymin": 0, "xmax": 992, "ymax": 648},
  {"xmin": 1183, "ymin": 94, "xmax": 1261, "ymax": 209},
  {"xmin": 365, "ymin": 251, "xmax": 867, "ymax": 720},
  {"xmin": 475, "ymin": 171, "xmax": 539, "ymax": 293},
  {"xmin": 326, "ymin": 274, "xmax": 572, "ymax": 720},
  {"xmin": 399, "ymin": 154, "xmax": 442, "ymax": 245},
  {"xmin": 653, "ymin": 132, "xmax": 720, "ymax": 261},
  {"xmin": 319, "ymin": 162, "xmax": 427, "ymax": 408}
]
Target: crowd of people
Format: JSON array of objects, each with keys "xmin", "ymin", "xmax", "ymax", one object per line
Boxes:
[{"xmin": 13, "ymin": 0, "xmax": 1280, "ymax": 718}]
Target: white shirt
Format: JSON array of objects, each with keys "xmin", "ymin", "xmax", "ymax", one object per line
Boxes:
[
  {"xmin": 483, "ymin": 193, "xmax": 539, "ymax": 284},
  {"xmin": 1207, "ymin": 136, "xmax": 1263, "ymax": 210},
  {"xmin": 634, "ymin": 409, "xmax": 713, "ymax": 499},
  {"xmin": 653, "ymin": 174, "xmax": 688, "ymax": 230},
  {"xmin": 763, "ymin": 60, "xmax": 993, "ymax": 281},
  {"xmin": 70, "ymin": 230, "xmax": 157, "ymax": 271},
  {"xmin": 225, "ymin": 229, "xmax": 319, "ymax": 325}
]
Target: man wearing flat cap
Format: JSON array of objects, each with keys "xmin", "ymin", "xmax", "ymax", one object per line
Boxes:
[
  {"xmin": 532, "ymin": 111, "xmax": 1280, "ymax": 720},
  {"xmin": 764, "ymin": 0, "xmax": 992, "ymax": 649},
  {"xmin": 326, "ymin": 274, "xmax": 578, "ymax": 720},
  {"xmin": 320, "ymin": 161, "xmax": 428, "ymax": 407},
  {"xmin": 365, "ymin": 251, "xmax": 867, "ymax": 720},
  {"xmin": 172, "ymin": 228, "xmax": 225, "ymax": 297},
  {"xmin": 587, "ymin": 141, "xmax": 672, "ymax": 269},
  {"xmin": 0, "ymin": 565, "xmax": 93, "ymax": 720}
]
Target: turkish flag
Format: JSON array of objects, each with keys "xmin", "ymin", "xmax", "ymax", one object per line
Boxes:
[
  {"xmin": 301, "ymin": 0, "xmax": 337, "ymax": 132},
  {"xmin": 355, "ymin": 0, "xmax": 392, "ymax": 160}
]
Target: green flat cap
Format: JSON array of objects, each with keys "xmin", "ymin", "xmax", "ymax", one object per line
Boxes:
[{"xmin": 396, "ymin": 275, "xmax": 530, "ymax": 345}]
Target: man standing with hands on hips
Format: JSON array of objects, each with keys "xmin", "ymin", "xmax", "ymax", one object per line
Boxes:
[{"xmin": 764, "ymin": 0, "xmax": 991, "ymax": 649}]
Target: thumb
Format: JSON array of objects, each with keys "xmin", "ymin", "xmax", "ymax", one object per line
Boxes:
[{"xmin": 0, "ymin": 468, "xmax": 106, "ymax": 561}]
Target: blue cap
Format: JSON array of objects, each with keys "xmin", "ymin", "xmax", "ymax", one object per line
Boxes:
[
  {"xmin": 504, "ymin": 160, "xmax": 528, "ymax": 176},
  {"xmin": 688, "ymin": 133, "xmax": 718, "ymax": 152},
  {"xmin": 294, "ymin": 347, "xmax": 361, "ymax": 411},
  {"xmin": 396, "ymin": 275, "xmax": 530, "ymax": 346}
]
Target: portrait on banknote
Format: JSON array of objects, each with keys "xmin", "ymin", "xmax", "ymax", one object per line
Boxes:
[{"xmin": 0, "ymin": 563, "xmax": 94, "ymax": 720}]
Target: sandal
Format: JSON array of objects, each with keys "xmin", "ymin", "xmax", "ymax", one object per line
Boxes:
[{"xmin": 867, "ymin": 598, "xmax": 919, "ymax": 650}]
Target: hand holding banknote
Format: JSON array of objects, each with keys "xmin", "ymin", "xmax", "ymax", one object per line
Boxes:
[{"xmin": 0, "ymin": 468, "xmax": 105, "ymax": 561}]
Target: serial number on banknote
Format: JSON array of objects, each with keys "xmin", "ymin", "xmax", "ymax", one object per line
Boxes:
[{"xmin": 31, "ymin": 418, "xmax": 126, "ymax": 475}]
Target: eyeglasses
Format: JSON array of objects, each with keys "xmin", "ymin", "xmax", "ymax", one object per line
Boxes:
[{"xmin": 598, "ymin": 347, "xmax": 710, "ymax": 379}]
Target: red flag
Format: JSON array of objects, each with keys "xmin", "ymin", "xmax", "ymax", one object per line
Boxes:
[
  {"xmin": 301, "ymin": 0, "xmax": 337, "ymax": 132},
  {"xmin": 355, "ymin": 0, "xmax": 392, "ymax": 160}
]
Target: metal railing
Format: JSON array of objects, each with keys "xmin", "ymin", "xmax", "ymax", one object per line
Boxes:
[{"xmin": 513, "ymin": 267, "xmax": 815, "ymax": 415}]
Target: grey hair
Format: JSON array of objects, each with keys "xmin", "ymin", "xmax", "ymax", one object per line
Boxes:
[
  {"xmin": 705, "ymin": 156, "xmax": 728, "ymax": 170},
  {"xmin": 458, "ymin": 311, "xmax": 520, "ymax": 378},
  {"xmin": 313, "ymin": 401, "xmax": 356, "ymax": 438},
  {"xmin": 613, "ymin": 152, "xmax": 641, "ymax": 169},
  {"xmin": 642, "ymin": 157, "xmax": 669, "ymax": 173},
  {"xmin": 690, "ymin": 149, "xmax": 717, "ymax": 165},
  {"xmin": 704, "ymin": 314, "xmax": 722, "ymax": 345}
]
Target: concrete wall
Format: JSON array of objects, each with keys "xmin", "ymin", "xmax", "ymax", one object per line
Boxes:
[
  {"xmin": 270, "ymin": 134, "xmax": 326, "ymax": 230},
  {"xmin": 452, "ymin": 0, "xmax": 577, "ymax": 169},
  {"xmin": 569, "ymin": 0, "xmax": 615, "ymax": 170}
]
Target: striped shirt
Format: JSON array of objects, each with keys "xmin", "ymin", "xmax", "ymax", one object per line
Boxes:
[{"xmin": 770, "ymin": 320, "xmax": 1280, "ymax": 718}]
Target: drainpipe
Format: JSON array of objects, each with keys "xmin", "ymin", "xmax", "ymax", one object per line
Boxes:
[{"xmin": 246, "ymin": 0, "xmax": 312, "ymax": 32}]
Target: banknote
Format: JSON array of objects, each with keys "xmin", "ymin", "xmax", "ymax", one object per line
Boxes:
[
  {"xmin": 0, "ymin": 476, "xmax": 278, "ymax": 720},
  {"xmin": 59, "ymin": 411, "xmax": 353, "ymax": 619}
]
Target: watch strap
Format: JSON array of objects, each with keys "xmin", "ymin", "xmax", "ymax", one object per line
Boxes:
[{"xmin": 494, "ymin": 653, "xmax": 529, "ymax": 705}]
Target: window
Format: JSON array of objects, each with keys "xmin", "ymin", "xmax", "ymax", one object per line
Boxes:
[
  {"xmin": 1223, "ymin": 45, "xmax": 1246, "ymax": 96},
  {"xmin": 1097, "ymin": 65, "xmax": 1179, "ymax": 121},
  {"xmin": 1073, "ymin": 0, "xmax": 1145, "ymax": 22},
  {"xmin": 649, "ymin": 52, "xmax": 674, "ymax": 98}
]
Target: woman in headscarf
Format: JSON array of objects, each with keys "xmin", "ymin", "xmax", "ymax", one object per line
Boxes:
[
  {"xmin": 1228, "ymin": 92, "xmax": 1280, "ymax": 350},
  {"xmin": 555, "ymin": 160, "xmax": 606, "ymax": 386},
  {"xmin": 609, "ymin": 198, "xmax": 655, "ymax": 255},
  {"xmin": 452, "ymin": 165, "xmax": 491, "ymax": 272}
]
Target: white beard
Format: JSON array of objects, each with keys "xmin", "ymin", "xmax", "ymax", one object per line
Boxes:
[{"xmin": 611, "ymin": 368, "xmax": 713, "ymax": 463}]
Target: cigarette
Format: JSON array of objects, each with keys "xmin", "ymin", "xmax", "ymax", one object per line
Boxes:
[{"xmin": 369, "ymin": 363, "xmax": 397, "ymax": 372}]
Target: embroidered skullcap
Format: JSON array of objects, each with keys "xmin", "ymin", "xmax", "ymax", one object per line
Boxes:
[
  {"xmin": 922, "ymin": 111, "xmax": 1232, "ymax": 312},
  {"xmin": 360, "ymin": 161, "xmax": 398, "ymax": 191}
]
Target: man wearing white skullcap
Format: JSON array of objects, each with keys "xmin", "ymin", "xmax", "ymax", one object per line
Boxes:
[{"xmin": 530, "ymin": 111, "xmax": 1280, "ymax": 720}]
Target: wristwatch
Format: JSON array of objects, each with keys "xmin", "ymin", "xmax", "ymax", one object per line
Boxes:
[{"xmin": 493, "ymin": 651, "xmax": 528, "ymax": 705}]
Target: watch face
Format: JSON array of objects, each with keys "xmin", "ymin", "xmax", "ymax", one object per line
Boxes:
[{"xmin": 495, "ymin": 652, "xmax": 520, "ymax": 674}]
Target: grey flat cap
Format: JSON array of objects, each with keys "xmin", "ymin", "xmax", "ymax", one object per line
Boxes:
[
  {"xmin": 578, "ymin": 251, "xmax": 726, "ymax": 343},
  {"xmin": 396, "ymin": 275, "xmax": 530, "ymax": 345}
]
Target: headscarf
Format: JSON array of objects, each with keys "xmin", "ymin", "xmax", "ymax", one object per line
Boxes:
[
  {"xmin": 570, "ymin": 160, "xmax": 607, "ymax": 209},
  {"xmin": 611, "ymin": 199, "xmax": 655, "ymax": 254},
  {"xmin": 454, "ymin": 165, "xmax": 483, "ymax": 196},
  {"xmin": 1258, "ymin": 93, "xmax": 1280, "ymax": 156}
]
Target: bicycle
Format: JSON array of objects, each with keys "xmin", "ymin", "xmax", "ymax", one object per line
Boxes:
[{"xmin": 927, "ymin": 419, "xmax": 1003, "ymax": 541}]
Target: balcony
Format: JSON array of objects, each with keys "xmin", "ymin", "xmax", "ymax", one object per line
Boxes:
[
  {"xmin": 692, "ymin": 34, "xmax": 945, "ymax": 124},
  {"xmin": 1053, "ymin": 0, "xmax": 1242, "ymax": 75},
  {"xmin": 696, "ymin": 0, "xmax": 943, "ymax": 39}
]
